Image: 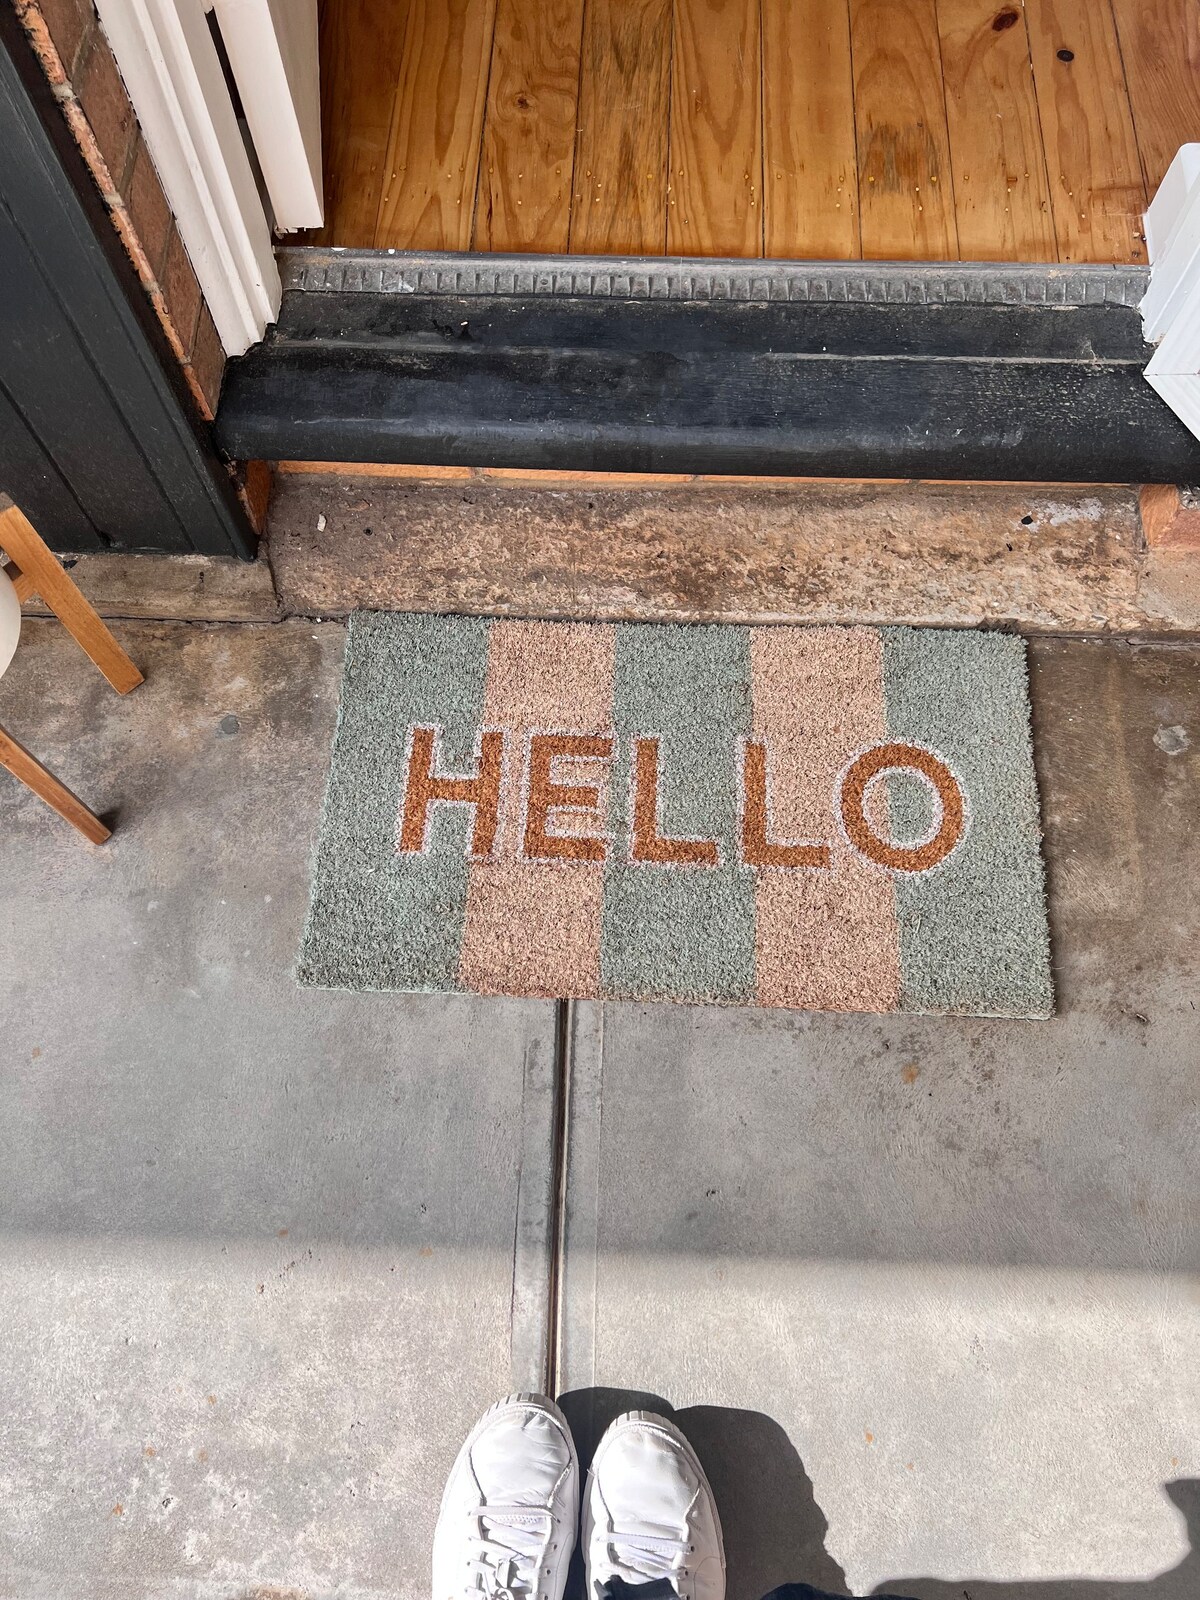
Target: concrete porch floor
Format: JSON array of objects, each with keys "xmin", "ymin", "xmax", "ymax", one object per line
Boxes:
[{"xmin": 0, "ymin": 618, "xmax": 1197, "ymax": 1600}]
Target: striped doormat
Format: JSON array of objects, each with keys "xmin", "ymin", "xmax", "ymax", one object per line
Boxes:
[{"xmin": 298, "ymin": 614, "xmax": 1052, "ymax": 1018}]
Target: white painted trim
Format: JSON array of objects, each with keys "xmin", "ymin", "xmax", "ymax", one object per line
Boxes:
[
  {"xmin": 211, "ymin": 0, "xmax": 323, "ymax": 231},
  {"xmin": 1142, "ymin": 145, "xmax": 1200, "ymax": 341},
  {"xmin": 1144, "ymin": 144, "xmax": 1200, "ymax": 262},
  {"xmin": 1141, "ymin": 144, "xmax": 1200, "ymax": 445},
  {"xmin": 1144, "ymin": 371, "xmax": 1200, "ymax": 442},
  {"xmin": 1146, "ymin": 286, "xmax": 1200, "ymax": 384},
  {"xmin": 94, "ymin": 0, "xmax": 280, "ymax": 355}
]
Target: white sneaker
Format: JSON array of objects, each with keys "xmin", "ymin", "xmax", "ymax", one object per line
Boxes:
[
  {"xmin": 583, "ymin": 1411, "xmax": 725, "ymax": 1600},
  {"xmin": 433, "ymin": 1393, "xmax": 580, "ymax": 1600}
]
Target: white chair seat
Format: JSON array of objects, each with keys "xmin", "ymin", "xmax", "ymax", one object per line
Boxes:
[{"xmin": 0, "ymin": 564, "xmax": 21, "ymax": 681}]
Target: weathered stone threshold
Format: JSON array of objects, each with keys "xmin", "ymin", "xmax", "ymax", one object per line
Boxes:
[{"xmin": 24, "ymin": 472, "xmax": 1200, "ymax": 639}]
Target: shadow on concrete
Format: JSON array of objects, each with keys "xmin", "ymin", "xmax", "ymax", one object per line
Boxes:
[
  {"xmin": 867, "ymin": 1479, "xmax": 1200, "ymax": 1600},
  {"xmin": 559, "ymin": 1390, "xmax": 1197, "ymax": 1600},
  {"xmin": 558, "ymin": 1388, "xmax": 850, "ymax": 1600}
]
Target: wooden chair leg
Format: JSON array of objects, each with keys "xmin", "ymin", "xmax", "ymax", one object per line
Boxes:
[
  {"xmin": 0, "ymin": 495, "xmax": 144, "ymax": 695},
  {"xmin": 3, "ymin": 558, "xmax": 35, "ymax": 603},
  {"xmin": 0, "ymin": 722, "xmax": 111, "ymax": 844}
]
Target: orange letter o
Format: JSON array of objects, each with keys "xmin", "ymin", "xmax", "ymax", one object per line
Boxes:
[{"xmin": 839, "ymin": 742, "xmax": 965, "ymax": 873}]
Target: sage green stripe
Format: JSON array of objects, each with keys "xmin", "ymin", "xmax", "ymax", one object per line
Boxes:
[
  {"xmin": 601, "ymin": 623, "xmax": 755, "ymax": 1002},
  {"xmin": 881, "ymin": 627, "xmax": 1053, "ymax": 1018},
  {"xmin": 297, "ymin": 611, "xmax": 490, "ymax": 992}
]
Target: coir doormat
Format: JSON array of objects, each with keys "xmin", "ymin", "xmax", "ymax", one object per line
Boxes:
[{"xmin": 298, "ymin": 614, "xmax": 1053, "ymax": 1018}]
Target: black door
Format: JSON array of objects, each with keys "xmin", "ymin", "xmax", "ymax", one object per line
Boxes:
[{"xmin": 0, "ymin": 13, "xmax": 253, "ymax": 558}]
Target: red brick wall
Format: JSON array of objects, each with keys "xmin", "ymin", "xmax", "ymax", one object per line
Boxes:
[
  {"xmin": 1140, "ymin": 484, "xmax": 1200, "ymax": 550},
  {"xmin": 10, "ymin": 0, "xmax": 226, "ymax": 420}
]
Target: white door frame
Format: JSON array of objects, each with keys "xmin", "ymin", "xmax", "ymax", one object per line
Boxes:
[
  {"xmin": 1142, "ymin": 144, "xmax": 1200, "ymax": 444},
  {"xmin": 212, "ymin": 0, "xmax": 323, "ymax": 233},
  {"xmin": 94, "ymin": 0, "xmax": 281, "ymax": 356}
]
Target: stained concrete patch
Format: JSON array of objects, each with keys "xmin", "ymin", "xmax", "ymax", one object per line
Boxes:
[
  {"xmin": 0, "ymin": 619, "xmax": 557, "ymax": 1600},
  {"xmin": 1154, "ymin": 723, "xmax": 1190, "ymax": 755}
]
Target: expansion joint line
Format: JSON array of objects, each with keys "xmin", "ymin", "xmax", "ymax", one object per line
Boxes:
[{"xmin": 544, "ymin": 997, "xmax": 574, "ymax": 1399}]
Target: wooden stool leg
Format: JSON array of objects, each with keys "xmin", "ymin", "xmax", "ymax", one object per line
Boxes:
[
  {"xmin": 0, "ymin": 496, "xmax": 143, "ymax": 695},
  {"xmin": 0, "ymin": 722, "xmax": 111, "ymax": 844}
]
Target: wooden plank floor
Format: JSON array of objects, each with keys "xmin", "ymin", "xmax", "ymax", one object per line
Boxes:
[{"xmin": 310, "ymin": 0, "xmax": 1200, "ymax": 262}]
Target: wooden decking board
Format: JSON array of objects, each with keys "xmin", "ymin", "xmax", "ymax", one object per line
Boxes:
[
  {"xmin": 762, "ymin": 0, "xmax": 860, "ymax": 259},
  {"xmin": 1110, "ymin": 0, "xmax": 1200, "ymax": 195},
  {"xmin": 667, "ymin": 0, "xmax": 763, "ymax": 257},
  {"xmin": 936, "ymin": 0, "xmax": 1057, "ymax": 262},
  {"xmin": 570, "ymin": 0, "xmax": 673, "ymax": 255},
  {"xmin": 310, "ymin": 0, "xmax": 410, "ymax": 247},
  {"xmin": 374, "ymin": 0, "xmax": 499, "ymax": 251},
  {"xmin": 849, "ymin": 0, "xmax": 958, "ymax": 260},
  {"xmin": 310, "ymin": 0, "xmax": 1195, "ymax": 262},
  {"xmin": 474, "ymin": 0, "xmax": 586, "ymax": 252},
  {"xmin": 1025, "ymin": 0, "xmax": 1146, "ymax": 263}
]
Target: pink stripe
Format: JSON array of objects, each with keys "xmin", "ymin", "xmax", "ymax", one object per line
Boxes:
[
  {"xmin": 750, "ymin": 626, "xmax": 901, "ymax": 1011},
  {"xmin": 458, "ymin": 621, "xmax": 615, "ymax": 997}
]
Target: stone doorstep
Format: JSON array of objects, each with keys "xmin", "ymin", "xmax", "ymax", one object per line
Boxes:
[
  {"xmin": 20, "ymin": 476, "xmax": 1200, "ymax": 636},
  {"xmin": 265, "ymin": 473, "xmax": 1200, "ymax": 638}
]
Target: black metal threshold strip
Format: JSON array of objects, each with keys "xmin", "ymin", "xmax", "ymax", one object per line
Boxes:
[{"xmin": 215, "ymin": 249, "xmax": 1200, "ymax": 482}]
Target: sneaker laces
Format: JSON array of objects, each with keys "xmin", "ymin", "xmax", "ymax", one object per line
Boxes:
[
  {"xmin": 466, "ymin": 1504, "xmax": 555, "ymax": 1600},
  {"xmin": 600, "ymin": 1523, "xmax": 692, "ymax": 1591}
]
